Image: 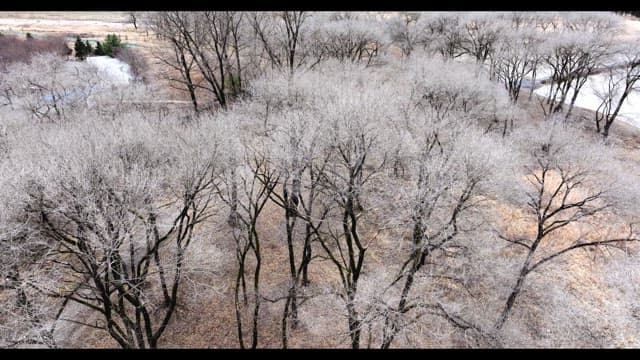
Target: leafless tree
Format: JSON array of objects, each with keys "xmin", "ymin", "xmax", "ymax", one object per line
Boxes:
[
  {"xmin": 402, "ymin": 55, "xmax": 515, "ymax": 136},
  {"xmin": 214, "ymin": 126, "xmax": 278, "ymax": 349},
  {"xmin": 4, "ymin": 54, "xmax": 100, "ymax": 122},
  {"xmin": 128, "ymin": 12, "xmax": 139, "ymax": 30},
  {"xmin": 593, "ymin": 40, "xmax": 640, "ymax": 138},
  {"xmin": 308, "ymin": 78, "xmax": 393, "ymax": 348},
  {"xmin": 495, "ymin": 121, "xmax": 640, "ymax": 330},
  {"xmin": 385, "ymin": 12, "xmax": 422, "ymax": 57},
  {"xmin": 9, "ymin": 115, "xmax": 225, "ymax": 348},
  {"xmin": 152, "ymin": 12, "xmax": 248, "ymax": 110},
  {"xmin": 145, "ymin": 12, "xmax": 201, "ymax": 112},
  {"xmin": 420, "ymin": 12, "xmax": 464, "ymax": 60},
  {"xmin": 0, "ymin": 219, "xmax": 64, "ymax": 348},
  {"xmin": 248, "ymin": 12, "xmax": 313, "ymax": 73},
  {"xmin": 376, "ymin": 117, "xmax": 509, "ymax": 348},
  {"xmin": 493, "ymin": 29, "xmax": 543, "ymax": 103},
  {"xmin": 458, "ymin": 13, "xmax": 504, "ymax": 64},
  {"xmin": 310, "ymin": 12, "xmax": 385, "ymax": 66},
  {"xmin": 540, "ymin": 31, "xmax": 612, "ymax": 118}
]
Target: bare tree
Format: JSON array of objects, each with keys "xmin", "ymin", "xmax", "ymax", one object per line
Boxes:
[
  {"xmin": 385, "ymin": 12, "xmax": 422, "ymax": 57},
  {"xmin": 308, "ymin": 78, "xmax": 392, "ymax": 348},
  {"xmin": 539, "ymin": 31, "xmax": 612, "ymax": 118},
  {"xmin": 493, "ymin": 29, "xmax": 543, "ymax": 103},
  {"xmin": 495, "ymin": 121, "xmax": 640, "ymax": 330},
  {"xmin": 402, "ymin": 55, "xmax": 515, "ymax": 136},
  {"xmin": 310, "ymin": 12, "xmax": 385, "ymax": 66},
  {"xmin": 420, "ymin": 12, "xmax": 464, "ymax": 60},
  {"xmin": 155, "ymin": 12, "xmax": 248, "ymax": 110},
  {"xmin": 145, "ymin": 12, "xmax": 201, "ymax": 113},
  {"xmin": 563, "ymin": 12, "xmax": 622, "ymax": 34},
  {"xmin": 0, "ymin": 220, "xmax": 64, "ymax": 348},
  {"xmin": 260, "ymin": 102, "xmax": 344, "ymax": 347},
  {"xmin": 593, "ymin": 41, "xmax": 640, "ymax": 138},
  {"xmin": 458, "ymin": 12, "xmax": 504, "ymax": 64},
  {"xmin": 376, "ymin": 118, "xmax": 509, "ymax": 348},
  {"xmin": 128, "ymin": 12, "xmax": 139, "ymax": 30},
  {"xmin": 248, "ymin": 12, "xmax": 312, "ymax": 73},
  {"xmin": 10, "ymin": 115, "xmax": 225, "ymax": 348},
  {"xmin": 214, "ymin": 126, "xmax": 278, "ymax": 349},
  {"xmin": 4, "ymin": 54, "xmax": 100, "ymax": 122}
]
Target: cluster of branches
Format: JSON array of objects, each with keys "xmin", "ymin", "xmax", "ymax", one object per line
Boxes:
[
  {"xmin": 386, "ymin": 11, "xmax": 640, "ymax": 138},
  {"xmin": 142, "ymin": 11, "xmax": 386, "ymax": 112}
]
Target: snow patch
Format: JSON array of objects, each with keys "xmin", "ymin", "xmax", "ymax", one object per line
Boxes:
[
  {"xmin": 86, "ymin": 56, "xmax": 132, "ymax": 85},
  {"xmin": 523, "ymin": 64, "xmax": 554, "ymax": 85},
  {"xmin": 534, "ymin": 73, "xmax": 640, "ymax": 129}
]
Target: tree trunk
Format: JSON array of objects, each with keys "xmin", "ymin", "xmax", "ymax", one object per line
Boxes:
[
  {"xmin": 603, "ymin": 88, "xmax": 633, "ymax": 138},
  {"xmin": 495, "ymin": 267, "xmax": 528, "ymax": 330},
  {"xmin": 347, "ymin": 294, "xmax": 361, "ymax": 349}
]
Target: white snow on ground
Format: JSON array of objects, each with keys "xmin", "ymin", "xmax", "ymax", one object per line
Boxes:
[
  {"xmin": 86, "ymin": 56, "xmax": 132, "ymax": 85},
  {"xmin": 601, "ymin": 53, "xmax": 630, "ymax": 69},
  {"xmin": 534, "ymin": 73, "xmax": 640, "ymax": 128},
  {"xmin": 621, "ymin": 17, "xmax": 640, "ymax": 41},
  {"xmin": 524, "ymin": 64, "xmax": 554, "ymax": 83}
]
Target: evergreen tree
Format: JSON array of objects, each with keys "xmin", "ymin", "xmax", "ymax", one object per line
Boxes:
[
  {"xmin": 106, "ymin": 34, "xmax": 121, "ymax": 48},
  {"xmin": 74, "ymin": 36, "xmax": 87, "ymax": 60},
  {"xmin": 85, "ymin": 40, "xmax": 93, "ymax": 56},
  {"xmin": 103, "ymin": 41, "xmax": 112, "ymax": 57},
  {"xmin": 94, "ymin": 41, "xmax": 105, "ymax": 56},
  {"xmin": 103, "ymin": 34, "xmax": 122, "ymax": 57}
]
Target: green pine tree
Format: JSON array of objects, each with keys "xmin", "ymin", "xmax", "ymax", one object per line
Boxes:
[
  {"xmin": 85, "ymin": 40, "xmax": 93, "ymax": 56},
  {"xmin": 74, "ymin": 36, "xmax": 87, "ymax": 60},
  {"xmin": 103, "ymin": 34, "xmax": 122, "ymax": 57},
  {"xmin": 103, "ymin": 42, "xmax": 112, "ymax": 57},
  {"xmin": 94, "ymin": 41, "xmax": 105, "ymax": 56},
  {"xmin": 106, "ymin": 34, "xmax": 121, "ymax": 48}
]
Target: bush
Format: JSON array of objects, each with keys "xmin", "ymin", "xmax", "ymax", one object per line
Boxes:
[
  {"xmin": 114, "ymin": 46, "xmax": 147, "ymax": 82},
  {"xmin": 0, "ymin": 35, "xmax": 70, "ymax": 69}
]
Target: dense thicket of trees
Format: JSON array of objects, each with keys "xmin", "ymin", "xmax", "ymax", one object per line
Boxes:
[{"xmin": 1, "ymin": 11, "xmax": 640, "ymax": 349}]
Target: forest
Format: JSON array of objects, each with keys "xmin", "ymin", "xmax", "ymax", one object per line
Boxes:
[{"xmin": 1, "ymin": 11, "xmax": 640, "ymax": 348}]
